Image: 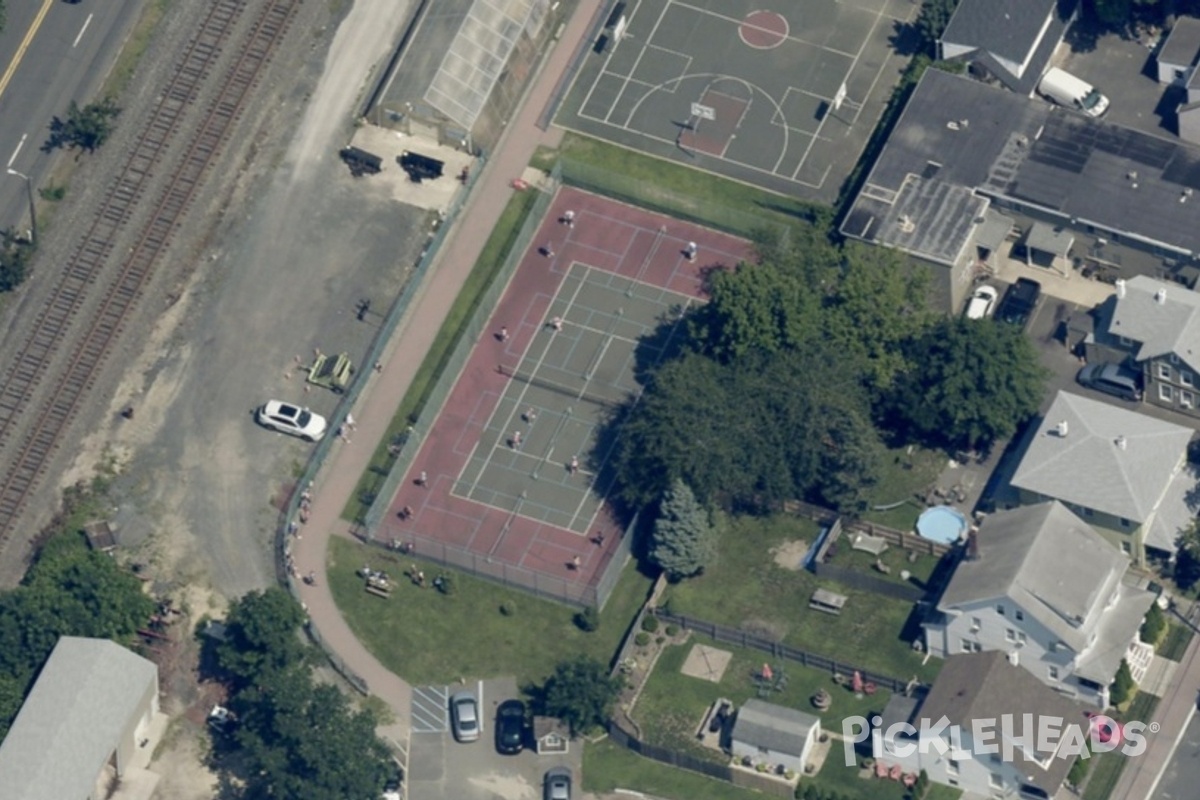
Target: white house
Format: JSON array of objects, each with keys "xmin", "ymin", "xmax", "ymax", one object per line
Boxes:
[
  {"xmin": 730, "ymin": 698, "xmax": 821, "ymax": 774},
  {"xmin": 1156, "ymin": 16, "xmax": 1200, "ymax": 86},
  {"xmin": 938, "ymin": 0, "xmax": 1074, "ymax": 94},
  {"xmin": 874, "ymin": 651, "xmax": 1083, "ymax": 800},
  {"xmin": 0, "ymin": 637, "xmax": 163, "ymax": 800},
  {"xmin": 924, "ymin": 502, "xmax": 1157, "ymax": 707}
]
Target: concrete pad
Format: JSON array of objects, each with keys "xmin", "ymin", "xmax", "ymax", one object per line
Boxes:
[
  {"xmin": 681, "ymin": 643, "xmax": 732, "ymax": 682},
  {"xmin": 348, "ymin": 125, "xmax": 475, "ymax": 211}
]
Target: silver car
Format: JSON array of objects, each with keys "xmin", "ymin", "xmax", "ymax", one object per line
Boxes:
[
  {"xmin": 543, "ymin": 767, "xmax": 571, "ymax": 800},
  {"xmin": 450, "ymin": 691, "xmax": 480, "ymax": 743}
]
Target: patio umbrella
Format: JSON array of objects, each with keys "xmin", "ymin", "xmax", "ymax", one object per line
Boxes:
[
  {"xmin": 852, "ymin": 670, "xmax": 864, "ymax": 693},
  {"xmin": 762, "ymin": 663, "xmax": 773, "ymax": 681}
]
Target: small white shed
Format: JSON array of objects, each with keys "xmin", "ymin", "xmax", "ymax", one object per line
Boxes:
[{"xmin": 730, "ymin": 698, "xmax": 821, "ymax": 774}]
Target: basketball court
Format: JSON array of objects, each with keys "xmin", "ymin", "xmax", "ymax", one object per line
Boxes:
[
  {"xmin": 557, "ymin": 0, "xmax": 919, "ymax": 201},
  {"xmin": 382, "ymin": 187, "xmax": 752, "ymax": 601}
]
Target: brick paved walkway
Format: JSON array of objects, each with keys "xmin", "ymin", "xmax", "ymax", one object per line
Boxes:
[{"xmin": 289, "ymin": 0, "xmax": 602, "ymax": 747}]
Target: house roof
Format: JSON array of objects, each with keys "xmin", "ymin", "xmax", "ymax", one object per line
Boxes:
[
  {"xmin": 1108, "ymin": 275, "xmax": 1200, "ymax": 373},
  {"xmin": 1158, "ymin": 17, "xmax": 1200, "ymax": 70},
  {"xmin": 732, "ymin": 699, "xmax": 819, "ymax": 756},
  {"xmin": 1073, "ymin": 583, "xmax": 1157, "ymax": 684},
  {"xmin": 0, "ymin": 637, "xmax": 157, "ymax": 800},
  {"xmin": 1010, "ymin": 391, "xmax": 1193, "ymax": 522},
  {"xmin": 919, "ymin": 651, "xmax": 1082, "ymax": 791},
  {"xmin": 941, "ymin": 0, "xmax": 1060, "ymax": 72},
  {"xmin": 1145, "ymin": 463, "xmax": 1200, "ymax": 553},
  {"xmin": 938, "ymin": 502, "xmax": 1127, "ymax": 651},
  {"xmin": 840, "ymin": 68, "xmax": 1200, "ymax": 265}
]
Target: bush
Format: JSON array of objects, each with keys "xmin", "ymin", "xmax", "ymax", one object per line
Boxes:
[
  {"xmin": 499, "ymin": 601, "xmax": 516, "ymax": 616},
  {"xmin": 1141, "ymin": 602, "xmax": 1167, "ymax": 647},
  {"xmin": 641, "ymin": 615, "xmax": 659, "ymax": 633},
  {"xmin": 436, "ymin": 574, "xmax": 455, "ymax": 595},
  {"xmin": 634, "ymin": 632, "xmax": 651, "ymax": 647},
  {"xmin": 574, "ymin": 606, "xmax": 599, "ymax": 632},
  {"xmin": 1110, "ymin": 659, "xmax": 1137, "ymax": 706},
  {"xmin": 665, "ymin": 623, "xmax": 679, "ymax": 636}
]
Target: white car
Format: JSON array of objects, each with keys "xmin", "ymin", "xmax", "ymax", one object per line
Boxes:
[
  {"xmin": 965, "ymin": 285, "xmax": 999, "ymax": 320},
  {"xmin": 256, "ymin": 400, "xmax": 328, "ymax": 441}
]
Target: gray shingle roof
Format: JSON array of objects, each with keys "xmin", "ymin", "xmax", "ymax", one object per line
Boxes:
[
  {"xmin": 1072, "ymin": 583, "xmax": 1156, "ymax": 683},
  {"xmin": 732, "ymin": 699, "xmax": 819, "ymax": 756},
  {"xmin": 1108, "ymin": 276, "xmax": 1200, "ymax": 373},
  {"xmin": 939, "ymin": 502, "xmax": 1126, "ymax": 651},
  {"xmin": 1010, "ymin": 392, "xmax": 1193, "ymax": 522},
  {"xmin": 940, "ymin": 0, "xmax": 1060, "ymax": 70},
  {"xmin": 918, "ymin": 651, "xmax": 1083, "ymax": 792},
  {"xmin": 1158, "ymin": 16, "xmax": 1200, "ymax": 69},
  {"xmin": 0, "ymin": 637, "xmax": 157, "ymax": 800},
  {"xmin": 1146, "ymin": 463, "xmax": 1200, "ymax": 553}
]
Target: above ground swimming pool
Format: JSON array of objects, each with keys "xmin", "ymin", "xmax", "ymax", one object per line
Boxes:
[{"xmin": 916, "ymin": 505, "xmax": 968, "ymax": 545}]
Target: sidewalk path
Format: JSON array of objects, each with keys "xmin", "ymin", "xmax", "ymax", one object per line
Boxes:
[
  {"xmin": 1108, "ymin": 603, "xmax": 1200, "ymax": 800},
  {"xmin": 291, "ymin": 0, "xmax": 602, "ymax": 742}
]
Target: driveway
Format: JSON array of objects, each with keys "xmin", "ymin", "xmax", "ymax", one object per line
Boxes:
[{"xmin": 407, "ymin": 677, "xmax": 579, "ymax": 800}]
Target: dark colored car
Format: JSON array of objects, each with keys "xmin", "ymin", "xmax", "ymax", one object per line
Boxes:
[
  {"xmin": 996, "ymin": 277, "xmax": 1042, "ymax": 328},
  {"xmin": 495, "ymin": 699, "xmax": 527, "ymax": 754},
  {"xmin": 1076, "ymin": 363, "xmax": 1142, "ymax": 401},
  {"xmin": 544, "ymin": 767, "xmax": 572, "ymax": 800}
]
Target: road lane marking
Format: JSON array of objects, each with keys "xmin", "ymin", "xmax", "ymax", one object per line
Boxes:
[
  {"xmin": 6, "ymin": 134, "xmax": 27, "ymax": 169},
  {"xmin": 0, "ymin": 0, "xmax": 57, "ymax": 102},
  {"xmin": 73, "ymin": 14, "xmax": 94, "ymax": 48}
]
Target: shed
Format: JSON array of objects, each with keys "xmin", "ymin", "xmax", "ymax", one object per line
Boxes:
[
  {"xmin": 730, "ymin": 698, "xmax": 821, "ymax": 774},
  {"xmin": 1157, "ymin": 17, "xmax": 1200, "ymax": 85},
  {"xmin": 533, "ymin": 715, "xmax": 569, "ymax": 754},
  {"xmin": 82, "ymin": 520, "xmax": 117, "ymax": 553}
]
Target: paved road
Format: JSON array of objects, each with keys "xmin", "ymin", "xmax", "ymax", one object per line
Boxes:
[
  {"xmin": 0, "ymin": 0, "xmax": 145, "ymax": 234},
  {"xmin": 1157, "ymin": 709, "xmax": 1200, "ymax": 800}
]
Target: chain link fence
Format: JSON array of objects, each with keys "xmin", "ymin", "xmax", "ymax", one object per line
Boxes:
[{"xmin": 276, "ymin": 153, "xmax": 487, "ymax": 693}]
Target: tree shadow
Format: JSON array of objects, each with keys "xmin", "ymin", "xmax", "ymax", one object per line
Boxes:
[
  {"xmin": 1064, "ymin": 12, "xmax": 1106, "ymax": 53},
  {"xmin": 889, "ymin": 20, "xmax": 922, "ymax": 58}
]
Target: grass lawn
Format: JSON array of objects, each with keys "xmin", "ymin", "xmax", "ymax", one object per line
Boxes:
[
  {"xmin": 327, "ymin": 536, "xmax": 651, "ymax": 686},
  {"xmin": 810, "ymin": 756, "xmax": 962, "ymax": 800},
  {"xmin": 532, "ymin": 133, "xmax": 830, "ymax": 236},
  {"xmin": 825, "ymin": 537, "xmax": 943, "ymax": 591},
  {"xmin": 583, "ymin": 737, "xmax": 764, "ymax": 800},
  {"xmin": 861, "ymin": 445, "xmax": 947, "ymax": 531},
  {"xmin": 661, "ymin": 514, "xmax": 941, "ymax": 683},
  {"xmin": 1080, "ymin": 691, "xmax": 1161, "ymax": 800},
  {"xmin": 633, "ymin": 634, "xmax": 889, "ymax": 759},
  {"xmin": 343, "ymin": 189, "xmax": 540, "ymax": 523},
  {"xmin": 1159, "ymin": 619, "xmax": 1194, "ymax": 662}
]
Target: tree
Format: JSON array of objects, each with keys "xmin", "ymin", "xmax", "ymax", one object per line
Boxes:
[
  {"xmin": 540, "ymin": 657, "xmax": 623, "ymax": 735},
  {"xmin": 217, "ymin": 588, "xmax": 310, "ymax": 688},
  {"xmin": 1176, "ymin": 522, "xmax": 1200, "ymax": 590},
  {"xmin": 0, "ymin": 230, "xmax": 31, "ymax": 292},
  {"xmin": 1139, "ymin": 601, "xmax": 1167, "ymax": 646},
  {"xmin": 914, "ymin": 0, "xmax": 961, "ymax": 54},
  {"xmin": 1087, "ymin": 0, "xmax": 1133, "ymax": 27},
  {"xmin": 43, "ymin": 98, "xmax": 121, "ymax": 153},
  {"xmin": 884, "ymin": 317, "xmax": 1046, "ymax": 453},
  {"xmin": 651, "ymin": 479, "xmax": 718, "ymax": 579},
  {"xmin": 1110, "ymin": 658, "xmax": 1136, "ymax": 706}
]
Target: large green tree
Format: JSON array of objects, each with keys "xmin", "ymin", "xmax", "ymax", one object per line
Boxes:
[
  {"xmin": 884, "ymin": 317, "xmax": 1046, "ymax": 453},
  {"xmin": 650, "ymin": 479, "xmax": 718, "ymax": 579},
  {"xmin": 914, "ymin": 0, "xmax": 960, "ymax": 54},
  {"xmin": 217, "ymin": 587, "xmax": 310, "ymax": 689},
  {"xmin": 540, "ymin": 657, "xmax": 623, "ymax": 735}
]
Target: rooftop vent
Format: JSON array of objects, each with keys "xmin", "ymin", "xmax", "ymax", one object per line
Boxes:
[
  {"xmin": 1016, "ymin": 135, "xmax": 1029, "ymax": 147},
  {"xmin": 1116, "ymin": 435, "xmax": 1127, "ymax": 450},
  {"xmin": 1128, "ymin": 171, "xmax": 1139, "ymax": 181},
  {"xmin": 959, "ymin": 119, "xmax": 969, "ymax": 129},
  {"xmin": 1007, "ymin": 650, "xmax": 1019, "ymax": 666},
  {"xmin": 898, "ymin": 215, "xmax": 916, "ymax": 233},
  {"xmin": 1116, "ymin": 278, "xmax": 1126, "ymax": 298},
  {"xmin": 946, "ymin": 121, "xmax": 961, "ymax": 131},
  {"xmin": 966, "ymin": 528, "xmax": 981, "ymax": 561},
  {"xmin": 1055, "ymin": 420, "xmax": 1069, "ymax": 437},
  {"xmin": 1156, "ymin": 287, "xmax": 1168, "ymax": 304}
]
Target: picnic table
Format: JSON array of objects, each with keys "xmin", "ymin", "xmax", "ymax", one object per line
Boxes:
[{"xmin": 809, "ymin": 588, "xmax": 847, "ymax": 615}]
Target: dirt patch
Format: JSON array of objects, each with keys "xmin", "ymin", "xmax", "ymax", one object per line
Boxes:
[
  {"xmin": 741, "ymin": 617, "xmax": 788, "ymax": 642},
  {"xmin": 770, "ymin": 539, "xmax": 808, "ymax": 571},
  {"xmin": 149, "ymin": 723, "xmax": 219, "ymax": 800},
  {"xmin": 680, "ymin": 644, "xmax": 732, "ymax": 683}
]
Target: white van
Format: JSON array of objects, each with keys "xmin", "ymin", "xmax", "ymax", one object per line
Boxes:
[{"xmin": 1038, "ymin": 67, "xmax": 1109, "ymax": 118}]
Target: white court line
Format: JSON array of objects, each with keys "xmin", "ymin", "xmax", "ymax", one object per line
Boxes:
[
  {"xmin": 6, "ymin": 133, "xmax": 26, "ymax": 168},
  {"xmin": 577, "ymin": 0, "xmax": 649, "ymax": 124},
  {"xmin": 72, "ymin": 14, "xmax": 94, "ymax": 48},
  {"xmin": 605, "ymin": 0, "xmax": 673, "ymax": 126},
  {"xmin": 670, "ymin": 0, "xmax": 859, "ymax": 59},
  {"xmin": 792, "ymin": 0, "xmax": 889, "ymax": 180}
]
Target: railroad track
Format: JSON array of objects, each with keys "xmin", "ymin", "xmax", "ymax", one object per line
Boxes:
[{"xmin": 0, "ymin": 0, "xmax": 300, "ymax": 549}]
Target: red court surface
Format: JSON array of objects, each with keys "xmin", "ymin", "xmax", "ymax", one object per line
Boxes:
[{"xmin": 381, "ymin": 187, "xmax": 752, "ymax": 598}]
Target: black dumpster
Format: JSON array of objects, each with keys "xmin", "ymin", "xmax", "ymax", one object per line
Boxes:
[
  {"xmin": 399, "ymin": 151, "xmax": 444, "ymax": 183},
  {"xmin": 340, "ymin": 147, "xmax": 382, "ymax": 177}
]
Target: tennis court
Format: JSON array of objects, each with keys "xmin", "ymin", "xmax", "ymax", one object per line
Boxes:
[
  {"xmin": 383, "ymin": 187, "xmax": 751, "ymax": 591},
  {"xmin": 557, "ymin": 0, "xmax": 919, "ymax": 201}
]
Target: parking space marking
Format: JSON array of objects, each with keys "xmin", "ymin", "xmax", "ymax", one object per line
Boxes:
[{"xmin": 410, "ymin": 685, "xmax": 449, "ymax": 734}]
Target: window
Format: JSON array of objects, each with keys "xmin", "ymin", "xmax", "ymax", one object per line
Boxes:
[
  {"xmin": 1177, "ymin": 68, "xmax": 1188, "ymax": 80},
  {"xmin": 1171, "ymin": 354, "xmax": 1180, "ymax": 365},
  {"xmin": 1182, "ymin": 371, "xmax": 1195, "ymax": 388},
  {"xmin": 1006, "ymin": 628, "xmax": 1016, "ymax": 642},
  {"xmin": 1161, "ymin": 384, "xmax": 1175, "ymax": 402},
  {"xmin": 1120, "ymin": 518, "xmax": 1132, "ymax": 528},
  {"xmin": 971, "ymin": 616, "xmax": 982, "ymax": 631},
  {"xmin": 997, "ymin": 604, "xmax": 1006, "ymax": 616},
  {"xmin": 1119, "ymin": 335, "xmax": 1133, "ymax": 346},
  {"xmin": 1049, "ymin": 666, "xmax": 1060, "ymax": 680},
  {"xmin": 961, "ymin": 639, "xmax": 975, "ymax": 653},
  {"xmin": 1122, "ymin": 541, "xmax": 1132, "ymax": 554},
  {"xmin": 1183, "ymin": 390, "xmax": 1195, "ymax": 409},
  {"xmin": 1159, "ymin": 363, "xmax": 1174, "ymax": 380},
  {"xmin": 1017, "ymin": 631, "xmax": 1027, "ymax": 643},
  {"xmin": 1015, "ymin": 610, "xmax": 1025, "ymax": 621},
  {"xmin": 947, "ymin": 759, "xmax": 960, "ymax": 775},
  {"xmin": 1081, "ymin": 507, "xmax": 1094, "ymax": 517},
  {"xmin": 990, "ymin": 772, "xmax": 1004, "ymax": 789}
]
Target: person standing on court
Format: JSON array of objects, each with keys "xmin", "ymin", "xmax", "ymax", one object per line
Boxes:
[{"xmin": 684, "ymin": 241, "xmax": 698, "ymax": 261}]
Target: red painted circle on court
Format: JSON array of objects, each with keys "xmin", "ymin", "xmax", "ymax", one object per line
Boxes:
[{"xmin": 739, "ymin": 10, "xmax": 789, "ymax": 50}]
